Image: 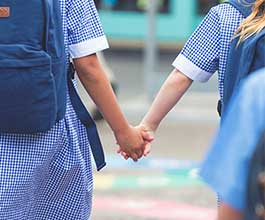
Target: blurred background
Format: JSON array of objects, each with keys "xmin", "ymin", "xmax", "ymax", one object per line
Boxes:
[{"xmin": 78, "ymin": 0, "xmax": 225, "ymax": 219}]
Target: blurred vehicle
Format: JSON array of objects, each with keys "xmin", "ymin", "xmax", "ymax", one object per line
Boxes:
[{"xmin": 95, "ymin": 0, "xmax": 221, "ymax": 49}]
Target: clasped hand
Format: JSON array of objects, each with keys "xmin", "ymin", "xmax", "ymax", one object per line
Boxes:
[{"xmin": 115, "ymin": 124, "xmax": 154, "ymax": 162}]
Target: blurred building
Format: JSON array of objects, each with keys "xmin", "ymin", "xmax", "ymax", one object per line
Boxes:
[{"xmin": 95, "ymin": 0, "xmax": 222, "ymax": 49}]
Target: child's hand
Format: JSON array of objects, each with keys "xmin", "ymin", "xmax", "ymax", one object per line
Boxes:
[
  {"xmin": 138, "ymin": 124, "xmax": 155, "ymax": 157},
  {"xmin": 117, "ymin": 125, "xmax": 154, "ymax": 160},
  {"xmin": 114, "ymin": 125, "xmax": 149, "ymax": 161}
]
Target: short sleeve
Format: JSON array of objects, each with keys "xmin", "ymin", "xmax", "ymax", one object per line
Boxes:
[
  {"xmin": 67, "ymin": 0, "xmax": 109, "ymax": 58},
  {"xmin": 172, "ymin": 6, "xmax": 220, "ymax": 82},
  {"xmin": 200, "ymin": 70, "xmax": 265, "ymax": 210}
]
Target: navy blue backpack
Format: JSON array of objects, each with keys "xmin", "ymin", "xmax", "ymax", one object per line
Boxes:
[
  {"xmin": 0, "ymin": 1, "xmax": 105, "ymax": 170},
  {"xmin": 219, "ymin": 0, "xmax": 265, "ymax": 116},
  {"xmin": 0, "ymin": 0, "xmax": 66, "ymax": 133}
]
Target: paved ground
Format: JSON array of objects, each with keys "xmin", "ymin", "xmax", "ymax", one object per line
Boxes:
[
  {"xmin": 78, "ymin": 50, "xmax": 220, "ymax": 219},
  {"xmin": 91, "ymin": 119, "xmax": 218, "ymax": 220}
]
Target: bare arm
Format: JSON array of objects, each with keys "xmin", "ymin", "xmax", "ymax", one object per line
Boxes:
[
  {"xmin": 73, "ymin": 54, "xmax": 127, "ymax": 133},
  {"xmin": 141, "ymin": 69, "xmax": 193, "ymax": 132},
  {"xmin": 73, "ymin": 54, "xmax": 146, "ymax": 160}
]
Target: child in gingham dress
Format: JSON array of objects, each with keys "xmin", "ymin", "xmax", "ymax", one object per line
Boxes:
[
  {"xmin": 201, "ymin": 0, "xmax": 265, "ymax": 218},
  {"xmin": 129, "ymin": 3, "xmax": 245, "ymax": 151},
  {"xmin": 0, "ymin": 0, "xmax": 150, "ymax": 219},
  {"xmin": 119, "ymin": 0, "xmax": 248, "ymax": 212}
]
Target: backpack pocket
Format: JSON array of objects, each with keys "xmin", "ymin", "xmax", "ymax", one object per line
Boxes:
[{"xmin": 0, "ymin": 44, "xmax": 57, "ymax": 133}]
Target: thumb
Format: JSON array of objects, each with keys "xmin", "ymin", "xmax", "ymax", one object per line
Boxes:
[{"xmin": 141, "ymin": 130, "xmax": 154, "ymax": 142}]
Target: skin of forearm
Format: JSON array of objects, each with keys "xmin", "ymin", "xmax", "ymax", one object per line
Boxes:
[
  {"xmin": 73, "ymin": 54, "xmax": 129, "ymax": 134},
  {"xmin": 142, "ymin": 69, "xmax": 193, "ymax": 131}
]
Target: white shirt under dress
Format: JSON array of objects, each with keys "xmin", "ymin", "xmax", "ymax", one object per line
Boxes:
[
  {"xmin": 0, "ymin": 0, "xmax": 108, "ymax": 219},
  {"xmin": 173, "ymin": 4, "xmax": 244, "ymax": 100}
]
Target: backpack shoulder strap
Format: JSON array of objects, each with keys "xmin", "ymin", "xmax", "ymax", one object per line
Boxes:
[
  {"xmin": 239, "ymin": 30, "xmax": 265, "ymax": 79},
  {"xmin": 222, "ymin": 30, "xmax": 265, "ymax": 115},
  {"xmin": 226, "ymin": 0, "xmax": 255, "ymax": 17}
]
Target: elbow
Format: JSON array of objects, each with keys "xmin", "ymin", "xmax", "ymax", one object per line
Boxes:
[{"xmin": 171, "ymin": 69, "xmax": 193, "ymax": 87}]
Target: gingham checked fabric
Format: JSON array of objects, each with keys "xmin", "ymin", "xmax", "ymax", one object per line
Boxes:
[
  {"xmin": 0, "ymin": 0, "xmax": 108, "ymax": 219},
  {"xmin": 173, "ymin": 4, "xmax": 244, "ymax": 100}
]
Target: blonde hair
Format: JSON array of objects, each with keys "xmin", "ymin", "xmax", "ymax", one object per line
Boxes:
[{"xmin": 235, "ymin": 0, "xmax": 265, "ymax": 43}]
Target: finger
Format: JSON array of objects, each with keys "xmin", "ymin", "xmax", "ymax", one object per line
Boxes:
[
  {"xmin": 130, "ymin": 153, "xmax": 139, "ymax": 162},
  {"xmin": 117, "ymin": 149, "xmax": 129, "ymax": 160},
  {"xmin": 143, "ymin": 142, "xmax": 151, "ymax": 156},
  {"xmin": 135, "ymin": 148, "xmax": 144, "ymax": 160},
  {"xmin": 117, "ymin": 147, "xmax": 122, "ymax": 154},
  {"xmin": 141, "ymin": 131, "xmax": 154, "ymax": 142},
  {"xmin": 121, "ymin": 151, "xmax": 128, "ymax": 158},
  {"xmin": 117, "ymin": 148, "xmax": 129, "ymax": 160},
  {"xmin": 122, "ymin": 154, "xmax": 129, "ymax": 160}
]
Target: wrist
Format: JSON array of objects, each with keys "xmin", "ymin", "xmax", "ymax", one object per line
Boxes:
[
  {"xmin": 112, "ymin": 122, "xmax": 131, "ymax": 136},
  {"xmin": 140, "ymin": 119, "xmax": 158, "ymax": 133}
]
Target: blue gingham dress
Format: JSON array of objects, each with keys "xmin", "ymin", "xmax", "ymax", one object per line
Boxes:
[
  {"xmin": 173, "ymin": 3, "xmax": 244, "ymax": 100},
  {"xmin": 0, "ymin": 0, "xmax": 108, "ymax": 219}
]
